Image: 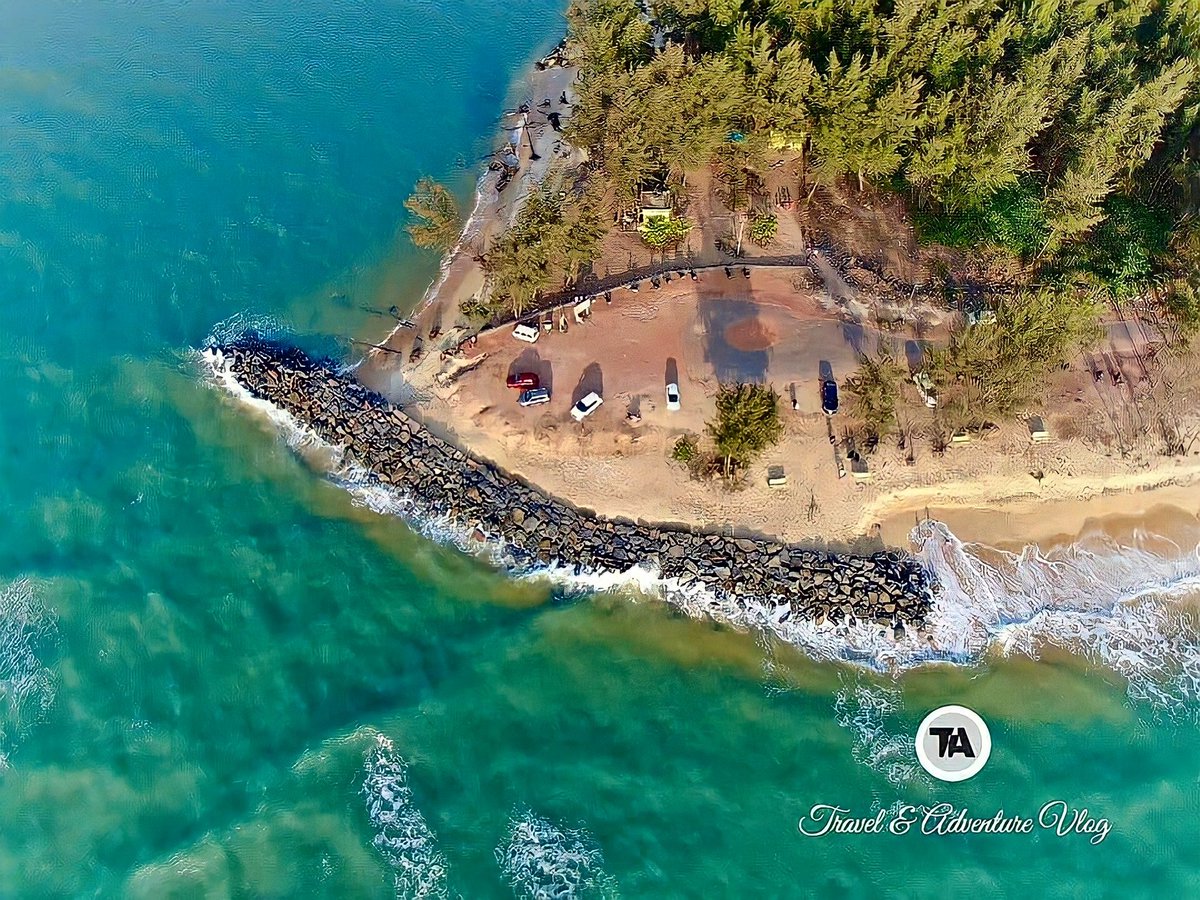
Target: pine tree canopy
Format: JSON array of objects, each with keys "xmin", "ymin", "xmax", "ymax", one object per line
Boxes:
[{"xmin": 567, "ymin": 0, "xmax": 1200, "ymax": 244}]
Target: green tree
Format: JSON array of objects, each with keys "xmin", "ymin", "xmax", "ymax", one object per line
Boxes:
[
  {"xmin": 707, "ymin": 383, "xmax": 783, "ymax": 479},
  {"xmin": 846, "ymin": 351, "xmax": 903, "ymax": 446},
  {"xmin": 926, "ymin": 288, "xmax": 1100, "ymax": 428},
  {"xmin": 404, "ymin": 178, "xmax": 463, "ymax": 252},
  {"xmin": 749, "ymin": 213, "xmax": 778, "ymax": 246}
]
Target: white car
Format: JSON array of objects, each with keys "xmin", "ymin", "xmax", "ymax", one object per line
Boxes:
[
  {"xmin": 571, "ymin": 391, "xmax": 603, "ymax": 421},
  {"xmin": 512, "ymin": 323, "xmax": 540, "ymax": 343},
  {"xmin": 665, "ymin": 382, "xmax": 681, "ymax": 411}
]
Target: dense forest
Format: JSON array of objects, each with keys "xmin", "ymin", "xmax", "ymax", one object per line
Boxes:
[{"xmin": 563, "ymin": 0, "xmax": 1200, "ymax": 318}]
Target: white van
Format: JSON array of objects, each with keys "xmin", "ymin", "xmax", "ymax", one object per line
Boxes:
[{"xmin": 512, "ymin": 323, "xmax": 540, "ymax": 343}]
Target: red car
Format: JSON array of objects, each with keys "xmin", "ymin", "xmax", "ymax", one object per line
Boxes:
[{"xmin": 506, "ymin": 372, "xmax": 540, "ymax": 390}]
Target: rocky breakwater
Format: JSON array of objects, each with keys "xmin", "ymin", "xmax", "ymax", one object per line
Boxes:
[{"xmin": 204, "ymin": 339, "xmax": 936, "ymax": 636}]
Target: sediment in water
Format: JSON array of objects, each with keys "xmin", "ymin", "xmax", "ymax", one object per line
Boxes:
[{"xmin": 204, "ymin": 338, "xmax": 936, "ymax": 632}]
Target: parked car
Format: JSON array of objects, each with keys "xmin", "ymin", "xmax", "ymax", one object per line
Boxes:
[
  {"xmin": 512, "ymin": 323, "xmax": 540, "ymax": 343},
  {"xmin": 821, "ymin": 379, "xmax": 839, "ymax": 415},
  {"xmin": 571, "ymin": 391, "xmax": 603, "ymax": 421},
  {"xmin": 665, "ymin": 382, "xmax": 681, "ymax": 411},
  {"xmin": 517, "ymin": 387, "xmax": 551, "ymax": 407},
  {"xmin": 506, "ymin": 371, "xmax": 540, "ymax": 390}
]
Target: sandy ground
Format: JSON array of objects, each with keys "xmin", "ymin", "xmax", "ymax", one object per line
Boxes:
[
  {"xmin": 360, "ymin": 261, "xmax": 1200, "ymax": 553},
  {"xmin": 354, "ymin": 58, "xmax": 1200, "ymax": 556}
]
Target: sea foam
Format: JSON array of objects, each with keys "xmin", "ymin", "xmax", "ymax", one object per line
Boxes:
[
  {"xmin": 834, "ymin": 675, "xmax": 925, "ymax": 789},
  {"xmin": 200, "ymin": 345, "xmax": 1200, "ymax": 707},
  {"xmin": 495, "ymin": 810, "xmax": 615, "ymax": 899},
  {"xmin": 361, "ymin": 734, "xmax": 449, "ymax": 900},
  {"xmin": 0, "ymin": 579, "xmax": 59, "ymax": 769}
]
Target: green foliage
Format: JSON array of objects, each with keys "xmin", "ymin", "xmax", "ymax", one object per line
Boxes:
[
  {"xmin": 567, "ymin": 0, "xmax": 1200, "ymax": 247},
  {"xmin": 671, "ymin": 434, "xmax": 699, "ymax": 463},
  {"xmin": 706, "ymin": 383, "xmax": 783, "ymax": 479},
  {"xmin": 926, "ymin": 288, "xmax": 1101, "ymax": 428},
  {"xmin": 639, "ymin": 215, "xmax": 693, "ymax": 248},
  {"xmin": 1161, "ymin": 220, "xmax": 1200, "ymax": 340},
  {"xmin": 846, "ymin": 351, "xmax": 903, "ymax": 446},
  {"xmin": 748, "ymin": 213, "xmax": 778, "ymax": 247},
  {"xmin": 484, "ymin": 188, "xmax": 608, "ymax": 316},
  {"xmin": 915, "ymin": 181, "xmax": 1048, "ymax": 257},
  {"xmin": 1166, "ymin": 285, "xmax": 1200, "ymax": 339},
  {"xmin": 404, "ymin": 178, "xmax": 463, "ymax": 253},
  {"xmin": 1056, "ymin": 196, "xmax": 1173, "ymax": 299}
]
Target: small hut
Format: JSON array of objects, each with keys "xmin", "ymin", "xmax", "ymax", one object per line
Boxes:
[{"xmin": 637, "ymin": 188, "xmax": 673, "ymax": 226}]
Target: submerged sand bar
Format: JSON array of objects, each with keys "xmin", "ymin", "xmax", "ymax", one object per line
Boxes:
[{"xmin": 208, "ymin": 339, "xmax": 936, "ymax": 632}]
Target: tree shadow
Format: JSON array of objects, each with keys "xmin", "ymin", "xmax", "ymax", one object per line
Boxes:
[
  {"xmin": 573, "ymin": 362, "xmax": 604, "ymax": 404},
  {"xmin": 840, "ymin": 321, "xmax": 865, "ymax": 356},
  {"xmin": 698, "ymin": 298, "xmax": 770, "ymax": 384}
]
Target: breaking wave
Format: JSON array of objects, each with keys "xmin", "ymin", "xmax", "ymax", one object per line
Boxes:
[
  {"xmin": 205, "ymin": 312, "xmax": 291, "ymax": 349},
  {"xmin": 200, "ymin": 353, "xmax": 1200, "ymax": 708},
  {"xmin": 495, "ymin": 810, "xmax": 615, "ymax": 899},
  {"xmin": 361, "ymin": 734, "xmax": 449, "ymax": 900},
  {"xmin": 833, "ymin": 676, "xmax": 925, "ymax": 789},
  {"xmin": 0, "ymin": 580, "xmax": 59, "ymax": 768},
  {"xmin": 911, "ymin": 520, "xmax": 1200, "ymax": 713}
]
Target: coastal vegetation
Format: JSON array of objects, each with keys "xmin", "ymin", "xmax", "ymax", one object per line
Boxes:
[
  {"xmin": 926, "ymin": 288, "xmax": 1102, "ymax": 429},
  {"xmin": 707, "ymin": 382, "xmax": 783, "ymax": 480},
  {"xmin": 748, "ymin": 213, "xmax": 777, "ymax": 247},
  {"xmin": 480, "ymin": 188, "xmax": 607, "ymax": 317},
  {"xmin": 639, "ymin": 214, "xmax": 693, "ymax": 248},
  {"xmin": 565, "ymin": 0, "xmax": 1200, "ymax": 321},
  {"xmin": 404, "ymin": 178, "xmax": 463, "ymax": 253},
  {"xmin": 846, "ymin": 351, "xmax": 903, "ymax": 448}
]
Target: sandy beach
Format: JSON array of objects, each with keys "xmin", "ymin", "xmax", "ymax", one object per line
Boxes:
[
  {"xmin": 359, "ymin": 255, "xmax": 1200, "ymax": 556},
  {"xmin": 356, "ymin": 53, "xmax": 1200, "ymax": 561}
]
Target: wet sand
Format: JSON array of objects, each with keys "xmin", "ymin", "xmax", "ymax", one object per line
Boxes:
[{"xmin": 877, "ymin": 483, "xmax": 1200, "ymax": 553}]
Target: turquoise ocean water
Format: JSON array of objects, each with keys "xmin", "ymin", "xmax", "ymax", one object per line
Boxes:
[{"xmin": 2, "ymin": 1, "xmax": 1200, "ymax": 896}]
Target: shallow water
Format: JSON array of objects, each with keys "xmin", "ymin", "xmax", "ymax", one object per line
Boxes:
[{"xmin": 2, "ymin": 1, "xmax": 1200, "ymax": 897}]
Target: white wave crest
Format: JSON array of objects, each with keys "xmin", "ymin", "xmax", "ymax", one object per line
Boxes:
[
  {"xmin": 362, "ymin": 734, "xmax": 449, "ymax": 900},
  {"xmin": 0, "ymin": 580, "xmax": 59, "ymax": 768},
  {"xmin": 204, "ymin": 311, "xmax": 290, "ymax": 348},
  {"xmin": 833, "ymin": 676, "xmax": 925, "ymax": 789},
  {"xmin": 198, "ymin": 353, "xmax": 1200, "ymax": 704},
  {"xmin": 495, "ymin": 811, "xmax": 615, "ymax": 900},
  {"xmin": 911, "ymin": 520, "xmax": 1200, "ymax": 713}
]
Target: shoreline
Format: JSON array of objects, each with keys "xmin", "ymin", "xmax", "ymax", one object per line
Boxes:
[
  {"xmin": 354, "ymin": 35, "xmax": 1200, "ymax": 568},
  {"xmin": 202, "ymin": 337, "xmax": 1200, "ymax": 686},
  {"xmin": 207, "ymin": 340, "xmax": 943, "ymax": 641},
  {"xmin": 873, "ymin": 470, "xmax": 1200, "ymax": 552},
  {"xmin": 362, "ymin": 55, "xmax": 579, "ymax": 394}
]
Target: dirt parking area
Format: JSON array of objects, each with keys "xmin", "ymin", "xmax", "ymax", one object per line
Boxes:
[{"xmin": 452, "ymin": 267, "xmax": 907, "ymax": 441}]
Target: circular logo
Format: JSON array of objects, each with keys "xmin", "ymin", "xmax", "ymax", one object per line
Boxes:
[{"xmin": 915, "ymin": 705, "xmax": 992, "ymax": 782}]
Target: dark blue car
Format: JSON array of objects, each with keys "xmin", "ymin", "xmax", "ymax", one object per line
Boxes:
[{"xmin": 821, "ymin": 379, "xmax": 838, "ymax": 415}]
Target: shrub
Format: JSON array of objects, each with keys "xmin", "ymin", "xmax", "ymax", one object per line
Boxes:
[
  {"xmin": 1060, "ymin": 196, "xmax": 1172, "ymax": 299},
  {"xmin": 639, "ymin": 215, "xmax": 692, "ymax": 248},
  {"xmin": 915, "ymin": 180, "xmax": 1048, "ymax": 257},
  {"xmin": 671, "ymin": 434, "xmax": 698, "ymax": 464},
  {"xmin": 749, "ymin": 214, "xmax": 778, "ymax": 247}
]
